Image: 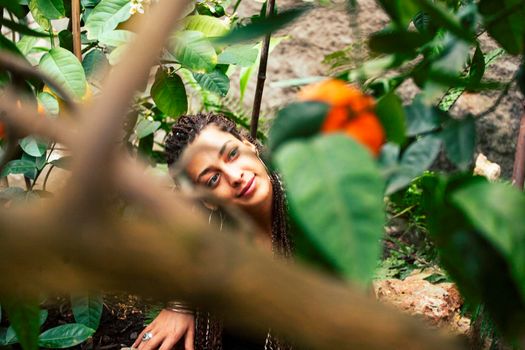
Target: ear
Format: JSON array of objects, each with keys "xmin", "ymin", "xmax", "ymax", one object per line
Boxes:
[{"xmin": 242, "ymin": 138, "xmax": 258, "ymax": 155}]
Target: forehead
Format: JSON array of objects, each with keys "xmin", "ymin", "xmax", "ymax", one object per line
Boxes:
[{"xmin": 182, "ymin": 125, "xmax": 240, "ymax": 177}]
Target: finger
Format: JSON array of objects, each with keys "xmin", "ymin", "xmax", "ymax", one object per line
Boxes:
[
  {"xmin": 184, "ymin": 326, "xmax": 195, "ymax": 350},
  {"xmin": 133, "ymin": 327, "xmax": 151, "ymax": 348},
  {"xmin": 158, "ymin": 336, "xmax": 177, "ymax": 350},
  {"xmin": 140, "ymin": 333, "xmax": 164, "ymax": 350}
]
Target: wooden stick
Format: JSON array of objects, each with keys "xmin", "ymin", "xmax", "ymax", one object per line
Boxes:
[
  {"xmin": 512, "ymin": 102, "xmax": 525, "ymax": 190},
  {"xmin": 72, "ymin": 0, "xmax": 82, "ymax": 62},
  {"xmin": 250, "ymin": 0, "xmax": 276, "ymax": 139}
]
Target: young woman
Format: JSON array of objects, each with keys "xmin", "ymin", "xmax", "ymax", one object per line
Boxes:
[{"xmin": 132, "ymin": 113, "xmax": 293, "ymax": 350}]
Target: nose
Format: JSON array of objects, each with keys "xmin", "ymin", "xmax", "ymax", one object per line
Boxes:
[{"xmin": 223, "ymin": 165, "xmax": 244, "ymax": 187}]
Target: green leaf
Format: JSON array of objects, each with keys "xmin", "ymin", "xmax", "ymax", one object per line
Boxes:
[
  {"xmin": 28, "ymin": 0, "xmax": 51, "ymax": 31},
  {"xmin": 376, "ymin": 0, "xmax": 420, "ymax": 27},
  {"xmin": 217, "ymin": 44, "xmax": 258, "ymax": 67},
  {"xmin": 85, "ymin": 0, "xmax": 132, "ymax": 41},
  {"xmin": 50, "ymin": 156, "xmax": 73, "ymax": 170},
  {"xmin": 16, "ymin": 36, "xmax": 39, "ymax": 56},
  {"xmin": 170, "ymin": 30, "xmax": 217, "ymax": 73},
  {"xmin": 404, "ymin": 97, "xmax": 441, "ymax": 136},
  {"xmin": 269, "ymin": 101, "xmax": 330, "ymax": 152},
  {"xmin": 479, "ymin": 0, "xmax": 525, "ymax": 55},
  {"xmin": 216, "ymin": 6, "xmax": 309, "ymax": 44},
  {"xmin": 411, "ymin": 0, "xmax": 475, "ymax": 43},
  {"xmin": 193, "ymin": 69, "xmax": 230, "ymax": 96},
  {"xmin": 39, "ymin": 310, "xmax": 48, "ymax": 327},
  {"xmin": 71, "ymin": 294, "xmax": 103, "ymax": 330},
  {"xmin": 39, "ymin": 47, "xmax": 87, "ymax": 100},
  {"xmin": 135, "ymin": 118, "xmax": 161, "ymax": 139},
  {"xmin": 3, "ymin": 300, "xmax": 39, "ymax": 350},
  {"xmin": 369, "ymin": 29, "xmax": 430, "ymax": 54},
  {"xmin": 82, "ymin": 49, "xmax": 109, "ymax": 84},
  {"xmin": 151, "ymin": 68, "xmax": 187, "ymax": 117},
  {"xmin": 1, "ymin": 160, "xmax": 37, "ymax": 178},
  {"xmin": 375, "ymin": 92, "xmax": 406, "ymax": 145},
  {"xmin": 183, "ymin": 15, "xmax": 230, "ymax": 37},
  {"xmin": 274, "ymin": 135, "xmax": 385, "ymax": 283},
  {"xmin": 441, "ymin": 116, "xmax": 475, "ymax": 170},
  {"xmin": 0, "ymin": 17, "xmax": 48, "ymax": 37},
  {"xmin": 38, "ymin": 92, "xmax": 59, "ymax": 116},
  {"xmin": 98, "ymin": 29, "xmax": 135, "ymax": 47},
  {"xmin": 451, "ymin": 181, "xmax": 525, "ymax": 296},
  {"xmin": 35, "ymin": 0, "xmax": 65, "ymax": 19},
  {"xmin": 19, "ymin": 137, "xmax": 47, "ymax": 157},
  {"xmin": 58, "ymin": 30, "xmax": 73, "ymax": 52},
  {"xmin": 386, "ymin": 134, "xmax": 442, "ymax": 194},
  {"xmin": 0, "ymin": 35, "xmax": 24, "ymax": 56},
  {"xmin": 469, "ymin": 45, "xmax": 485, "ymax": 84},
  {"xmin": 0, "ymin": 0, "xmax": 24, "ymax": 18},
  {"xmin": 38, "ymin": 324, "xmax": 95, "ymax": 348}
]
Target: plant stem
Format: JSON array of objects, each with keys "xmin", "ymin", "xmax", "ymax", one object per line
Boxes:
[
  {"xmin": 8, "ymin": 11, "xmax": 16, "ymax": 42},
  {"xmin": 512, "ymin": 102, "xmax": 525, "ymax": 190},
  {"xmin": 42, "ymin": 164, "xmax": 55, "ymax": 192},
  {"xmin": 250, "ymin": 0, "xmax": 275, "ymax": 139},
  {"xmin": 72, "ymin": 0, "xmax": 82, "ymax": 61},
  {"xmin": 232, "ymin": 0, "xmax": 243, "ymax": 13},
  {"xmin": 31, "ymin": 142, "xmax": 56, "ymax": 190}
]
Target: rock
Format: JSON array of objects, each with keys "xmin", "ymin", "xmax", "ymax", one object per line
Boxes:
[
  {"xmin": 474, "ymin": 153, "xmax": 501, "ymax": 181},
  {"xmin": 373, "ymin": 271, "xmax": 470, "ymax": 334}
]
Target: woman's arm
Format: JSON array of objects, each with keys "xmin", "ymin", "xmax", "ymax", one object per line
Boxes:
[{"xmin": 132, "ymin": 309, "xmax": 195, "ymax": 350}]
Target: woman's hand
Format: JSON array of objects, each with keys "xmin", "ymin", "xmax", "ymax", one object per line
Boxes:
[{"xmin": 132, "ymin": 309, "xmax": 195, "ymax": 350}]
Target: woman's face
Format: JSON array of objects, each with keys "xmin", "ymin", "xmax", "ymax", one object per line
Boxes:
[{"xmin": 182, "ymin": 125, "xmax": 273, "ymax": 214}]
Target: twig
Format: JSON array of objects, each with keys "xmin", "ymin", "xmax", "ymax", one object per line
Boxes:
[
  {"xmin": 42, "ymin": 164, "xmax": 56, "ymax": 192},
  {"xmin": 72, "ymin": 0, "xmax": 82, "ymax": 62},
  {"xmin": 7, "ymin": 11, "xmax": 16, "ymax": 42},
  {"xmin": 31, "ymin": 142, "xmax": 56, "ymax": 190},
  {"xmin": 512, "ymin": 102, "xmax": 525, "ymax": 190},
  {"xmin": 250, "ymin": 0, "xmax": 275, "ymax": 139}
]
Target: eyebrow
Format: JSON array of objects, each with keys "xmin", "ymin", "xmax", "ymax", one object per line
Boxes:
[{"xmin": 196, "ymin": 140, "xmax": 232, "ymax": 182}]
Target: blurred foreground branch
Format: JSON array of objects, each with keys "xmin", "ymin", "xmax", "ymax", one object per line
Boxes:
[{"xmin": 0, "ymin": 0, "xmax": 466, "ymax": 349}]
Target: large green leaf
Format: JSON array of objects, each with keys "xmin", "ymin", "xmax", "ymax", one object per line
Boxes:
[
  {"xmin": 0, "ymin": 35, "xmax": 24, "ymax": 57},
  {"xmin": 38, "ymin": 324, "xmax": 95, "ymax": 348},
  {"xmin": 37, "ymin": 92, "xmax": 59, "ymax": 116},
  {"xmin": 274, "ymin": 135, "xmax": 385, "ymax": 283},
  {"xmin": 98, "ymin": 29, "xmax": 135, "ymax": 47},
  {"xmin": 479, "ymin": 0, "xmax": 525, "ymax": 55},
  {"xmin": 16, "ymin": 36, "xmax": 38, "ymax": 56},
  {"xmin": 0, "ymin": 0, "xmax": 24, "ymax": 18},
  {"xmin": 183, "ymin": 15, "xmax": 230, "ymax": 37},
  {"xmin": 376, "ymin": 0, "xmax": 419, "ymax": 27},
  {"xmin": 39, "ymin": 47, "xmax": 87, "ymax": 100},
  {"xmin": 85, "ymin": 0, "xmax": 132, "ymax": 41},
  {"xmin": 35, "ymin": 0, "xmax": 66, "ymax": 19},
  {"xmin": 19, "ymin": 137, "xmax": 47, "ymax": 157},
  {"xmin": 404, "ymin": 96, "xmax": 441, "ymax": 136},
  {"xmin": 369, "ymin": 29, "xmax": 430, "ymax": 54},
  {"xmin": 217, "ymin": 44, "xmax": 258, "ymax": 67},
  {"xmin": 3, "ymin": 300, "xmax": 39, "ymax": 350},
  {"xmin": 441, "ymin": 116, "xmax": 475, "ymax": 170},
  {"xmin": 375, "ymin": 92, "xmax": 406, "ymax": 145},
  {"xmin": 386, "ymin": 134, "xmax": 442, "ymax": 194},
  {"xmin": 71, "ymin": 294, "xmax": 103, "ymax": 330},
  {"xmin": 82, "ymin": 49, "xmax": 109, "ymax": 85},
  {"xmin": 1, "ymin": 159, "xmax": 36, "ymax": 178},
  {"xmin": 151, "ymin": 68, "xmax": 187, "ymax": 117},
  {"xmin": 216, "ymin": 6, "xmax": 308, "ymax": 44},
  {"xmin": 170, "ymin": 30, "xmax": 217, "ymax": 73},
  {"xmin": 28, "ymin": 0, "xmax": 51, "ymax": 31},
  {"xmin": 269, "ymin": 101, "xmax": 329, "ymax": 152},
  {"xmin": 193, "ymin": 69, "xmax": 230, "ymax": 96},
  {"xmin": 451, "ymin": 181, "xmax": 525, "ymax": 297},
  {"xmin": 135, "ymin": 118, "xmax": 161, "ymax": 139}
]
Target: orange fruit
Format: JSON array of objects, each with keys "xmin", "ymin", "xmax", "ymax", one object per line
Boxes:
[{"xmin": 298, "ymin": 79, "xmax": 385, "ymax": 156}]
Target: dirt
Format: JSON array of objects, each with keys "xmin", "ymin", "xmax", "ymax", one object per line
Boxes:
[{"xmin": 235, "ymin": 0, "xmax": 523, "ymax": 178}]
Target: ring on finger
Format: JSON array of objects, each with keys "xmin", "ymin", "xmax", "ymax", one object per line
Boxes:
[{"xmin": 141, "ymin": 332, "xmax": 153, "ymax": 342}]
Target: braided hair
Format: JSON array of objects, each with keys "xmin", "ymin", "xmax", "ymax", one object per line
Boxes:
[{"xmin": 165, "ymin": 113, "xmax": 294, "ymax": 350}]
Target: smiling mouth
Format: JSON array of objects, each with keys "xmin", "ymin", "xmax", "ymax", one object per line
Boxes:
[{"xmin": 238, "ymin": 176, "xmax": 256, "ymax": 198}]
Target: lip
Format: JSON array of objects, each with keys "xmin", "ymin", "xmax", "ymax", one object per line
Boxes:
[{"xmin": 238, "ymin": 176, "xmax": 256, "ymax": 198}]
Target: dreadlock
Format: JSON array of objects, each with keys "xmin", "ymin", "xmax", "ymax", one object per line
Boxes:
[{"xmin": 165, "ymin": 113, "xmax": 294, "ymax": 350}]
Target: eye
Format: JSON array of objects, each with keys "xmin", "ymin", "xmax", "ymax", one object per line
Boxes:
[
  {"xmin": 206, "ymin": 173, "xmax": 220, "ymax": 188},
  {"xmin": 228, "ymin": 147, "xmax": 239, "ymax": 160}
]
